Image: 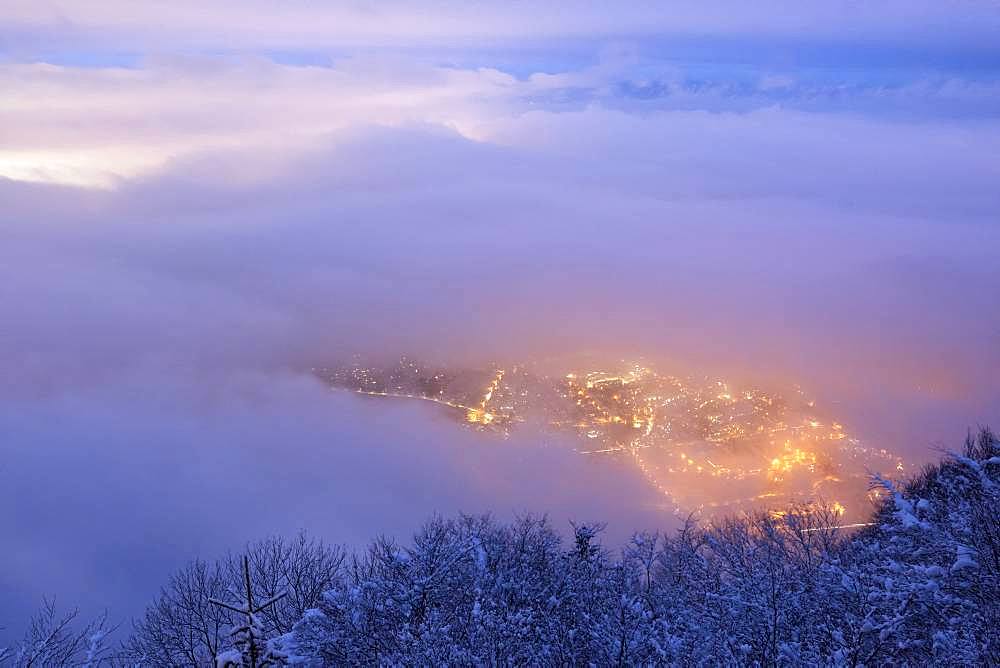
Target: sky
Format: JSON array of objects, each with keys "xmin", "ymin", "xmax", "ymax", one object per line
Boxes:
[{"xmin": 2, "ymin": 0, "xmax": 999, "ymax": 637}]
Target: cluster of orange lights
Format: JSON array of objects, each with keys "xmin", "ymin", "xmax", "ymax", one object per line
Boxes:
[
  {"xmin": 330, "ymin": 360, "xmax": 905, "ymax": 523},
  {"xmin": 560, "ymin": 366, "xmax": 903, "ymax": 520}
]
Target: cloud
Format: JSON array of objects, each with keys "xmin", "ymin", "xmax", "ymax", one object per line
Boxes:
[
  {"xmin": 0, "ymin": 367, "xmax": 665, "ymax": 633},
  {"xmin": 1, "ymin": 25, "xmax": 999, "ymax": 642},
  {"xmin": 3, "ymin": 115, "xmax": 996, "ymax": 428},
  {"xmin": 0, "ymin": 57, "xmax": 522, "ymax": 186},
  {"xmin": 3, "ymin": 102, "xmax": 998, "ymax": 385},
  {"xmin": 4, "ymin": 55, "xmax": 1000, "ymax": 193}
]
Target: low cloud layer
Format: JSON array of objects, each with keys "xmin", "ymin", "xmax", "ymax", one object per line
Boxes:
[
  {"xmin": 1, "ymin": 369, "xmax": 666, "ymax": 632},
  {"xmin": 2, "ymin": 3, "xmax": 999, "ymax": 639}
]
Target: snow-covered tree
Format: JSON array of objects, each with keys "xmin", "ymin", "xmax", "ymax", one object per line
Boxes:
[
  {"xmin": 0, "ymin": 600, "xmax": 114, "ymax": 667},
  {"xmin": 126, "ymin": 532, "xmax": 343, "ymax": 666},
  {"xmin": 284, "ymin": 429, "xmax": 999, "ymax": 665}
]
